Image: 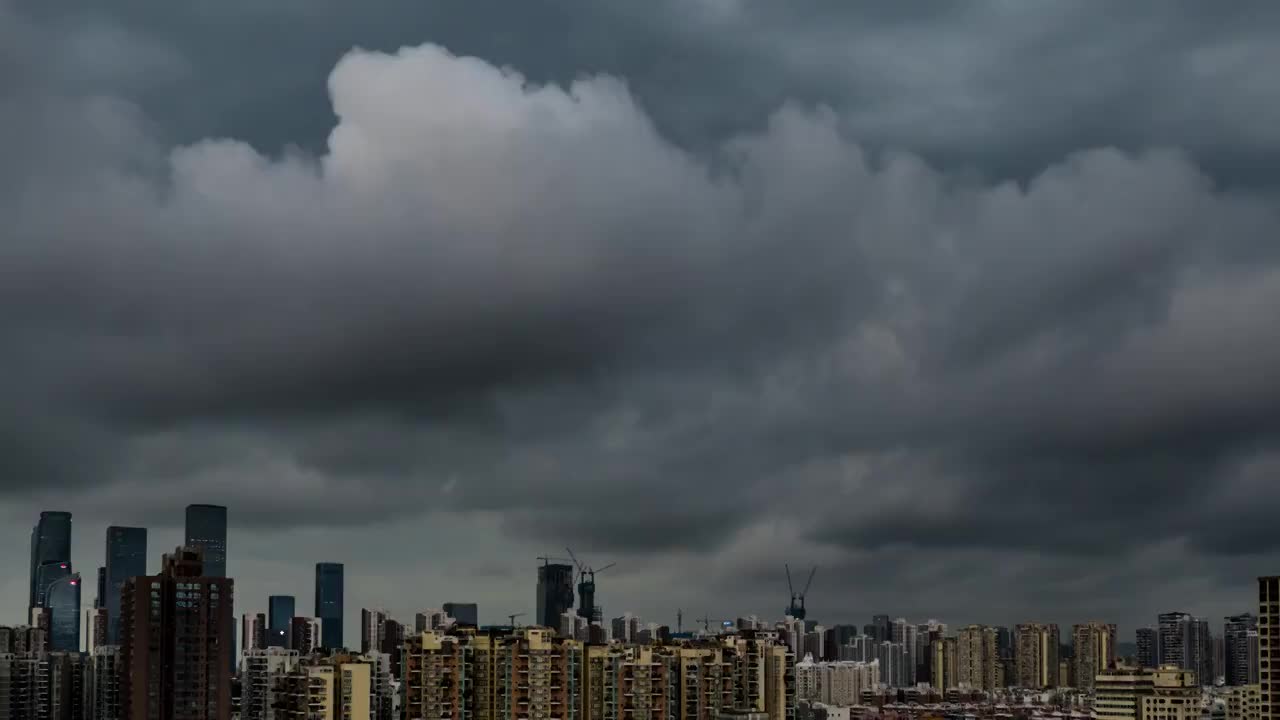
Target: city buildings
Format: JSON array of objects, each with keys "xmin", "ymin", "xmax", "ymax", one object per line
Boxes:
[
  {"xmin": 1137, "ymin": 627, "xmax": 1159, "ymax": 668},
  {"xmin": 930, "ymin": 637, "xmax": 957, "ymax": 691},
  {"xmin": 956, "ymin": 624, "xmax": 1000, "ymax": 691},
  {"xmin": 120, "ymin": 546, "xmax": 234, "ymax": 720},
  {"xmin": 795, "ymin": 657, "xmax": 879, "ymax": 706},
  {"xmin": 360, "ymin": 608, "xmax": 389, "ymax": 654},
  {"xmin": 243, "ymin": 612, "xmax": 268, "ymax": 655},
  {"xmin": 91, "ymin": 645, "xmax": 123, "ymax": 720},
  {"xmin": 290, "ymin": 616, "xmax": 322, "ymax": 655},
  {"xmin": 537, "ymin": 562, "xmax": 576, "ymax": 629},
  {"xmin": 185, "ymin": 504, "xmax": 230, "ymax": 673},
  {"xmin": 241, "ymin": 647, "xmax": 300, "ymax": 720},
  {"xmin": 1073, "ymin": 622, "xmax": 1118, "ymax": 691},
  {"xmin": 105, "ymin": 526, "xmax": 147, "ymax": 645},
  {"xmin": 1260, "ymin": 576, "xmax": 1279, "ymax": 720},
  {"xmin": 29, "ymin": 511, "xmax": 73, "ymax": 615},
  {"xmin": 315, "ymin": 563, "xmax": 345, "ymax": 650},
  {"xmin": 442, "ymin": 603, "xmax": 478, "ymax": 626},
  {"xmin": 1096, "ymin": 666, "xmax": 1156, "ymax": 720},
  {"xmin": 45, "ymin": 573, "xmax": 81, "ymax": 652},
  {"xmin": 272, "ymin": 655, "xmax": 372, "ymax": 720},
  {"xmin": 1226, "ymin": 614, "xmax": 1258, "ymax": 686},
  {"xmin": 1015, "ymin": 623, "xmax": 1060, "ymax": 689},
  {"xmin": 268, "ymin": 595, "xmax": 295, "ymax": 648}
]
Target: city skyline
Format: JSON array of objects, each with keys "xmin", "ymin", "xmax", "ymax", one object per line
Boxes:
[{"xmin": 5, "ymin": 1, "xmax": 1280, "ymax": 658}]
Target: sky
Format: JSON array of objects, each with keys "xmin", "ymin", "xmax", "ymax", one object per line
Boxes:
[{"xmin": 3, "ymin": 0, "xmax": 1280, "ymax": 642}]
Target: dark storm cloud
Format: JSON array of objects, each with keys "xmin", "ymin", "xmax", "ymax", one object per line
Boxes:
[{"xmin": 4, "ymin": 0, "xmax": 1280, "ymax": 629}]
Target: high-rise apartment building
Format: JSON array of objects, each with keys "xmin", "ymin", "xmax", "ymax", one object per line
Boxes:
[
  {"xmin": 1096, "ymin": 666, "xmax": 1155, "ymax": 720},
  {"xmin": 272, "ymin": 656, "xmax": 371, "ymax": 720},
  {"xmin": 243, "ymin": 612, "xmax": 268, "ymax": 656},
  {"xmin": 931, "ymin": 637, "xmax": 958, "ymax": 691},
  {"xmin": 537, "ymin": 563, "xmax": 575, "ymax": 630},
  {"xmin": 105, "ymin": 526, "xmax": 147, "ymax": 645},
  {"xmin": 1158, "ymin": 613, "xmax": 1212, "ymax": 685},
  {"xmin": 957, "ymin": 625, "xmax": 1000, "ymax": 691},
  {"xmin": 91, "ymin": 645, "xmax": 123, "ymax": 720},
  {"xmin": 360, "ymin": 608, "xmax": 389, "ymax": 654},
  {"xmin": 443, "ymin": 603, "xmax": 478, "ymax": 626},
  {"xmin": 794, "ymin": 657, "xmax": 879, "ymax": 706},
  {"xmin": 290, "ymin": 617, "xmax": 322, "ymax": 655},
  {"xmin": 268, "ymin": 596, "xmax": 295, "ymax": 648},
  {"xmin": 120, "ymin": 546, "xmax": 234, "ymax": 720},
  {"xmin": 1142, "ymin": 666, "xmax": 1200, "ymax": 720},
  {"xmin": 1073, "ymin": 622, "xmax": 1118, "ymax": 691},
  {"xmin": 1226, "ymin": 614, "xmax": 1259, "ymax": 686},
  {"xmin": 46, "ymin": 573, "xmax": 81, "ymax": 652},
  {"xmin": 30, "ymin": 511, "xmax": 73, "ymax": 614},
  {"xmin": 1137, "ymin": 627, "xmax": 1159, "ymax": 668},
  {"xmin": 1259, "ymin": 576, "xmax": 1280, "ymax": 720},
  {"xmin": 1015, "ymin": 623, "xmax": 1060, "ymax": 689},
  {"xmin": 241, "ymin": 647, "xmax": 300, "ymax": 720},
  {"xmin": 414, "ymin": 610, "xmax": 451, "ymax": 634},
  {"xmin": 315, "ymin": 563, "xmax": 345, "ymax": 650},
  {"xmin": 1226, "ymin": 684, "xmax": 1261, "ymax": 720}
]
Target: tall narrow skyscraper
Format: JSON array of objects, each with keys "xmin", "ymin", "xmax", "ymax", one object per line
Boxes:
[
  {"xmin": 315, "ymin": 563, "xmax": 344, "ymax": 649},
  {"xmin": 1224, "ymin": 613, "xmax": 1257, "ymax": 686},
  {"xmin": 46, "ymin": 572, "xmax": 82, "ymax": 652},
  {"xmin": 186, "ymin": 504, "xmax": 231, "ymax": 671},
  {"xmin": 268, "ymin": 595, "xmax": 295, "ymax": 648},
  {"xmin": 29, "ymin": 511, "xmax": 73, "ymax": 613},
  {"xmin": 1136, "ymin": 627, "xmax": 1159, "ymax": 668},
  {"xmin": 105, "ymin": 526, "xmax": 147, "ymax": 644},
  {"xmin": 536, "ymin": 562, "xmax": 574, "ymax": 630}
]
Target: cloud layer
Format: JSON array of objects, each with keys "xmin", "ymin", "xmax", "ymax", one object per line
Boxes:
[{"xmin": 3, "ymin": 0, "xmax": 1280, "ymax": 636}]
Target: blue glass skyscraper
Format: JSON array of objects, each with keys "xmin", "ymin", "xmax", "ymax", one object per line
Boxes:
[
  {"xmin": 29, "ymin": 511, "xmax": 72, "ymax": 612},
  {"xmin": 315, "ymin": 563, "xmax": 344, "ymax": 649},
  {"xmin": 268, "ymin": 595, "xmax": 295, "ymax": 647},
  {"xmin": 47, "ymin": 573, "xmax": 81, "ymax": 651},
  {"xmin": 105, "ymin": 526, "xmax": 147, "ymax": 644},
  {"xmin": 185, "ymin": 504, "xmax": 230, "ymax": 670}
]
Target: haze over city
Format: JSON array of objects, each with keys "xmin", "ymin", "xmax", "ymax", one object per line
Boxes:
[{"xmin": 4, "ymin": 0, "xmax": 1280, "ymax": 645}]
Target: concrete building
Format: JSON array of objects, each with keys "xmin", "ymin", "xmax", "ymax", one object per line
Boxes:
[
  {"xmin": 1073, "ymin": 622, "xmax": 1118, "ymax": 691},
  {"xmin": 360, "ymin": 609, "xmax": 390, "ymax": 655},
  {"xmin": 290, "ymin": 617, "xmax": 322, "ymax": 655},
  {"xmin": 1226, "ymin": 615, "xmax": 1258, "ymax": 686},
  {"xmin": 241, "ymin": 647, "xmax": 299, "ymax": 720},
  {"xmin": 120, "ymin": 546, "xmax": 234, "ymax": 720},
  {"xmin": 931, "ymin": 637, "xmax": 957, "ymax": 691},
  {"xmin": 1141, "ymin": 667, "xmax": 1200, "ymax": 720},
  {"xmin": 956, "ymin": 625, "xmax": 999, "ymax": 691},
  {"xmin": 242, "ymin": 612, "xmax": 268, "ymax": 658},
  {"xmin": 273, "ymin": 658, "xmax": 371, "ymax": 720},
  {"xmin": 795, "ymin": 657, "xmax": 879, "ymax": 706},
  {"xmin": 91, "ymin": 645, "xmax": 122, "ymax": 720},
  {"xmin": 1095, "ymin": 666, "xmax": 1157, "ymax": 720},
  {"xmin": 1015, "ymin": 623, "xmax": 1060, "ymax": 689},
  {"xmin": 1226, "ymin": 684, "xmax": 1261, "ymax": 720},
  {"xmin": 537, "ymin": 563, "xmax": 576, "ymax": 630},
  {"xmin": 1137, "ymin": 628, "xmax": 1159, "ymax": 669},
  {"xmin": 1260, "ymin": 577, "xmax": 1280, "ymax": 720}
]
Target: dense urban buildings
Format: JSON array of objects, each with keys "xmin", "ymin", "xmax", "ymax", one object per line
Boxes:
[
  {"xmin": 120, "ymin": 546, "xmax": 235, "ymax": 720},
  {"xmin": 105, "ymin": 526, "xmax": 148, "ymax": 645},
  {"xmin": 1225, "ymin": 613, "xmax": 1258, "ymax": 686},
  {"xmin": 1137, "ymin": 627, "xmax": 1159, "ymax": 668},
  {"xmin": 315, "ymin": 563, "xmax": 345, "ymax": 650},
  {"xmin": 30, "ymin": 511, "xmax": 73, "ymax": 614},
  {"xmin": 45, "ymin": 572, "xmax": 81, "ymax": 652},
  {"xmin": 956, "ymin": 624, "xmax": 1000, "ymax": 691},
  {"xmin": 442, "ymin": 602, "xmax": 478, "ymax": 626},
  {"xmin": 1072, "ymin": 622, "xmax": 1117, "ymax": 691},
  {"xmin": 1014, "ymin": 623, "xmax": 1060, "ymax": 689}
]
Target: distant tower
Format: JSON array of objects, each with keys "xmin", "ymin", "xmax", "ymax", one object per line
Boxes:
[
  {"xmin": 105, "ymin": 526, "xmax": 147, "ymax": 644},
  {"xmin": 46, "ymin": 573, "xmax": 82, "ymax": 652},
  {"xmin": 315, "ymin": 563, "xmax": 345, "ymax": 649},
  {"xmin": 30, "ymin": 511, "xmax": 73, "ymax": 613},
  {"xmin": 536, "ymin": 562, "xmax": 575, "ymax": 629},
  {"xmin": 268, "ymin": 595, "xmax": 296, "ymax": 648}
]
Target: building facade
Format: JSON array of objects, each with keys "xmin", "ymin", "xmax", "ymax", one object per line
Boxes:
[
  {"xmin": 1073, "ymin": 622, "xmax": 1118, "ymax": 691},
  {"xmin": 1014, "ymin": 623, "xmax": 1060, "ymax": 689},
  {"xmin": 315, "ymin": 564, "xmax": 345, "ymax": 650},
  {"xmin": 105, "ymin": 526, "xmax": 148, "ymax": 645},
  {"xmin": 956, "ymin": 625, "xmax": 999, "ymax": 691},
  {"xmin": 538, "ymin": 564, "xmax": 576, "ymax": 631},
  {"xmin": 1260, "ymin": 577, "xmax": 1279, "ymax": 720},
  {"xmin": 1226, "ymin": 614, "xmax": 1259, "ymax": 687},
  {"xmin": 268, "ymin": 596, "xmax": 295, "ymax": 648}
]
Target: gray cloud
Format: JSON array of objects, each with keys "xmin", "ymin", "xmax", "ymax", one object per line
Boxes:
[{"xmin": 3, "ymin": 0, "xmax": 1280, "ymax": 635}]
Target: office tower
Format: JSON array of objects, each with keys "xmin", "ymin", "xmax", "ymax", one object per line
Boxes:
[
  {"xmin": 120, "ymin": 546, "xmax": 234, "ymax": 720},
  {"xmin": 443, "ymin": 603, "xmax": 478, "ymax": 626},
  {"xmin": 361, "ymin": 608, "xmax": 389, "ymax": 654},
  {"xmin": 272, "ymin": 657, "xmax": 371, "ymax": 720},
  {"xmin": 185, "ymin": 505, "xmax": 230, "ymax": 673},
  {"xmin": 315, "ymin": 563, "xmax": 344, "ymax": 649},
  {"xmin": 537, "ymin": 562, "xmax": 575, "ymax": 630},
  {"xmin": 1260, "ymin": 577, "xmax": 1280, "ymax": 720},
  {"xmin": 931, "ymin": 637, "xmax": 958, "ymax": 691},
  {"xmin": 1137, "ymin": 627, "xmax": 1159, "ymax": 668},
  {"xmin": 869, "ymin": 615, "xmax": 891, "ymax": 643},
  {"xmin": 104, "ymin": 526, "xmax": 147, "ymax": 645},
  {"xmin": 1073, "ymin": 622, "xmax": 1118, "ymax": 691},
  {"xmin": 243, "ymin": 612, "xmax": 268, "ymax": 655},
  {"xmin": 46, "ymin": 573, "xmax": 81, "ymax": 652},
  {"xmin": 241, "ymin": 647, "xmax": 299, "ymax": 720},
  {"xmin": 92, "ymin": 645, "xmax": 123, "ymax": 720},
  {"xmin": 290, "ymin": 617, "xmax": 321, "ymax": 654},
  {"xmin": 1225, "ymin": 614, "xmax": 1256, "ymax": 686},
  {"xmin": 30, "ymin": 511, "xmax": 73, "ymax": 612},
  {"xmin": 890, "ymin": 619, "xmax": 918, "ymax": 685},
  {"xmin": 1015, "ymin": 623, "xmax": 1061, "ymax": 688},
  {"xmin": 268, "ymin": 596, "xmax": 295, "ymax": 648},
  {"xmin": 96, "ymin": 567, "xmax": 106, "ymax": 609},
  {"xmin": 957, "ymin": 624, "xmax": 999, "ymax": 690}
]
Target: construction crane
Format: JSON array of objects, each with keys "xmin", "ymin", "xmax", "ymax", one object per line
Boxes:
[
  {"xmin": 785, "ymin": 564, "xmax": 817, "ymax": 620},
  {"xmin": 565, "ymin": 548, "xmax": 616, "ymax": 622},
  {"xmin": 508, "ymin": 612, "xmax": 526, "ymax": 627}
]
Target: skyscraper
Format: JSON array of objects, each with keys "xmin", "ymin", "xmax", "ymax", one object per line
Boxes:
[
  {"xmin": 120, "ymin": 546, "xmax": 234, "ymax": 720},
  {"xmin": 957, "ymin": 624, "xmax": 1000, "ymax": 690},
  {"xmin": 1073, "ymin": 622, "xmax": 1118, "ymax": 691},
  {"xmin": 105, "ymin": 525, "xmax": 147, "ymax": 644},
  {"xmin": 268, "ymin": 595, "xmax": 295, "ymax": 648},
  {"xmin": 1158, "ymin": 612, "xmax": 1212, "ymax": 684},
  {"xmin": 443, "ymin": 602, "xmax": 478, "ymax": 626},
  {"xmin": 1259, "ymin": 577, "xmax": 1278, "ymax": 720},
  {"xmin": 46, "ymin": 572, "xmax": 82, "ymax": 652},
  {"xmin": 29, "ymin": 511, "xmax": 72, "ymax": 613},
  {"xmin": 1016, "ymin": 623, "xmax": 1061, "ymax": 688},
  {"xmin": 315, "ymin": 563, "xmax": 344, "ymax": 649},
  {"xmin": 290, "ymin": 617, "xmax": 321, "ymax": 654},
  {"xmin": 361, "ymin": 608, "xmax": 389, "ymax": 654},
  {"xmin": 1137, "ymin": 627, "xmax": 1159, "ymax": 668},
  {"xmin": 1225, "ymin": 614, "xmax": 1257, "ymax": 686},
  {"xmin": 186, "ymin": 504, "xmax": 231, "ymax": 671},
  {"xmin": 242, "ymin": 612, "xmax": 268, "ymax": 655},
  {"xmin": 536, "ymin": 563, "xmax": 575, "ymax": 630}
]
